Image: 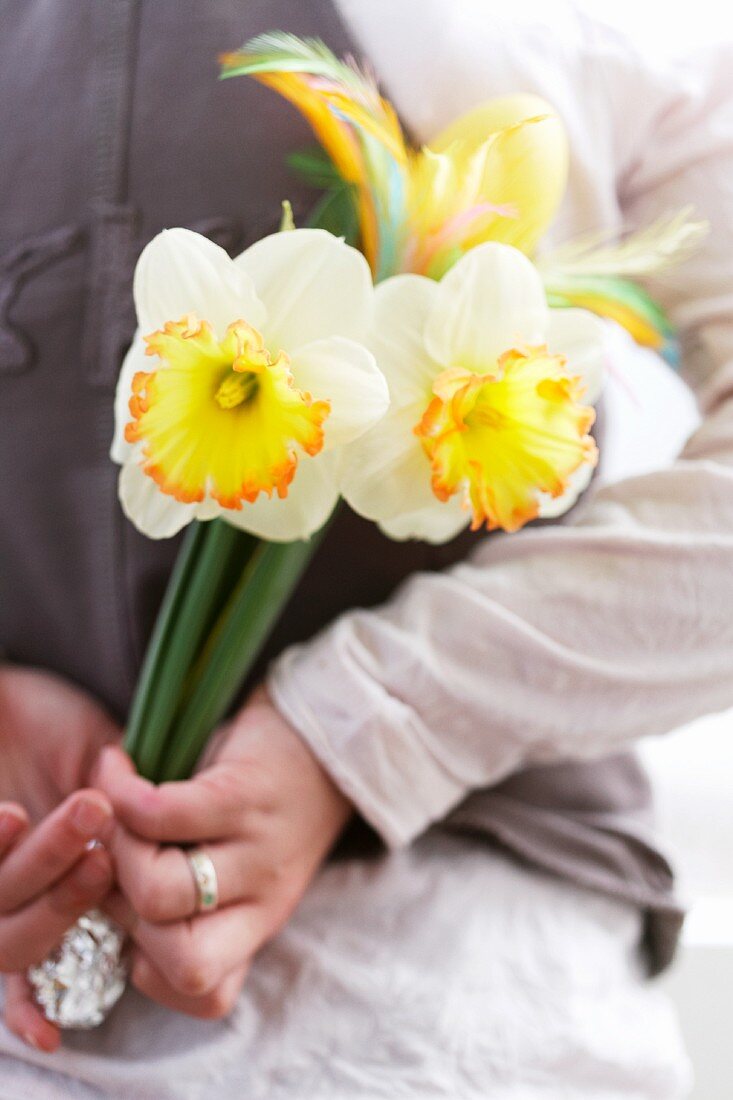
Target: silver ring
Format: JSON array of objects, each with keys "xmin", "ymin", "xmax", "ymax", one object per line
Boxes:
[{"xmin": 186, "ymin": 849, "xmax": 219, "ymax": 914}]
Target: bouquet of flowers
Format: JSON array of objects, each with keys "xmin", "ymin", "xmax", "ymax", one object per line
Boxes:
[{"xmin": 29, "ymin": 32, "xmax": 704, "ymax": 1028}]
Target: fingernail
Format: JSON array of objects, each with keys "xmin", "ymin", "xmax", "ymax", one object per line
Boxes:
[
  {"xmin": 98, "ymin": 745, "xmax": 117, "ymax": 768},
  {"xmin": 0, "ymin": 810, "xmax": 25, "ymax": 844},
  {"xmin": 70, "ymin": 797, "xmax": 110, "ymax": 838},
  {"xmin": 22, "ymin": 1031, "xmax": 42, "ymax": 1051},
  {"xmin": 101, "ymin": 744, "xmax": 132, "ymax": 771}
]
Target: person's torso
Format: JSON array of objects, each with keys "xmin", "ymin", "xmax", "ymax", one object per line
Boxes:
[{"xmin": 0, "ymin": 2, "xmax": 682, "ymax": 972}]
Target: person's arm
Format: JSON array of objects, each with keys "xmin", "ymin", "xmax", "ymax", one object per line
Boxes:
[{"xmin": 267, "ymin": 17, "xmax": 733, "ymax": 847}]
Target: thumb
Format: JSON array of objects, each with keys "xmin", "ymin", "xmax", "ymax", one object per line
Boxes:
[{"xmin": 91, "ymin": 742, "xmax": 138, "ymax": 790}]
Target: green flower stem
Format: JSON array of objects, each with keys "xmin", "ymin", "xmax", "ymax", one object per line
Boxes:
[
  {"xmin": 124, "ymin": 519, "xmax": 256, "ymax": 780},
  {"xmin": 157, "ymin": 529, "xmax": 326, "ymax": 783},
  {"xmin": 123, "ymin": 520, "xmax": 205, "ymax": 763}
]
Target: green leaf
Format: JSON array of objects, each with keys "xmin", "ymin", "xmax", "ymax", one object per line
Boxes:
[
  {"xmin": 307, "ymin": 184, "xmax": 359, "ymax": 244},
  {"xmin": 287, "ymin": 148, "xmax": 343, "ymax": 189},
  {"xmin": 287, "ymin": 148, "xmax": 360, "ymax": 243}
]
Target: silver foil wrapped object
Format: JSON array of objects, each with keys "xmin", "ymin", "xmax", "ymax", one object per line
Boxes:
[{"xmin": 28, "ymin": 910, "xmax": 128, "ymax": 1029}]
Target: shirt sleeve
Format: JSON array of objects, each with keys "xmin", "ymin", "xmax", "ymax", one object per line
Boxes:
[{"xmin": 268, "ymin": 10, "xmax": 733, "ymax": 848}]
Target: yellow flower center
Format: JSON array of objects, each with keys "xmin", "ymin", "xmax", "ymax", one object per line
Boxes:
[
  {"xmin": 214, "ymin": 369, "xmax": 259, "ymax": 409},
  {"xmin": 125, "ymin": 314, "xmax": 330, "ymax": 509},
  {"xmin": 415, "ymin": 346, "xmax": 597, "ymax": 533}
]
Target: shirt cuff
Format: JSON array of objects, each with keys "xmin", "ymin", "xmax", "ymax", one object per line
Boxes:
[{"xmin": 267, "ymin": 626, "xmax": 468, "ymax": 848}]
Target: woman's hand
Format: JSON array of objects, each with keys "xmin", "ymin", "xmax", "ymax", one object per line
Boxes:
[
  {"xmin": 0, "ymin": 666, "xmax": 119, "ymax": 1051},
  {"xmin": 97, "ymin": 688, "xmax": 352, "ymax": 1019}
]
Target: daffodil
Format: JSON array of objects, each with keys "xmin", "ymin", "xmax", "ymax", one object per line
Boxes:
[
  {"xmin": 340, "ymin": 242, "xmax": 606, "ymax": 543},
  {"xmin": 112, "ymin": 227, "xmax": 389, "ymax": 541}
]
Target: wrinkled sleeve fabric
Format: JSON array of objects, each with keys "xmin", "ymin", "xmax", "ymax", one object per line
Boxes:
[{"xmin": 269, "ymin": 9, "xmax": 733, "ymax": 848}]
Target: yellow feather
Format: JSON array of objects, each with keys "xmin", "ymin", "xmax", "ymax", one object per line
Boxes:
[{"xmin": 537, "ymin": 207, "xmax": 709, "ymax": 279}]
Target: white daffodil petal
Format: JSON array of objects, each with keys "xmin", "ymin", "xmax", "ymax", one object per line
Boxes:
[
  {"xmin": 111, "ymin": 331, "xmax": 146, "ymax": 464},
  {"xmin": 195, "ymin": 498, "xmax": 223, "ymax": 522},
  {"xmin": 546, "ymin": 307, "xmax": 608, "ymax": 404},
  {"xmin": 537, "ymin": 460, "xmax": 596, "ymax": 518},
  {"xmin": 379, "ymin": 496, "xmax": 470, "ymax": 544},
  {"xmin": 119, "ymin": 460, "xmax": 198, "ymax": 539},
  {"xmin": 340, "ymin": 403, "xmax": 437, "ymax": 523},
  {"xmin": 234, "ymin": 228, "xmax": 372, "ymax": 351},
  {"xmin": 134, "ymin": 228, "xmax": 264, "ymax": 338},
  {"xmin": 223, "ymin": 450, "xmax": 341, "ymax": 542},
  {"xmin": 425, "ymin": 242, "xmax": 548, "ymax": 369},
  {"xmin": 371, "ymin": 275, "xmax": 442, "ymax": 405},
  {"xmin": 289, "ymin": 337, "xmax": 389, "ymax": 451}
]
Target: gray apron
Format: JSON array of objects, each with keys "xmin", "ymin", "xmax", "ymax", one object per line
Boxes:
[{"xmin": 0, "ymin": 0, "xmax": 682, "ymax": 975}]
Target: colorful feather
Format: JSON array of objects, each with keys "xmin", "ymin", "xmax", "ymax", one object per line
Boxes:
[
  {"xmin": 538, "ymin": 208, "xmax": 707, "ymax": 279},
  {"xmin": 220, "ymin": 32, "xmax": 409, "ymax": 280},
  {"xmin": 221, "ymin": 34, "xmax": 705, "ymax": 358},
  {"xmin": 219, "ymin": 37, "xmax": 565, "ymax": 281},
  {"xmin": 539, "ymin": 210, "xmax": 708, "ymax": 361},
  {"xmin": 547, "ymin": 277, "xmax": 675, "ymax": 354}
]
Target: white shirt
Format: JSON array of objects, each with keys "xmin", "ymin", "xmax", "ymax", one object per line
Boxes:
[{"xmin": 269, "ymin": 1, "xmax": 733, "ymax": 847}]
